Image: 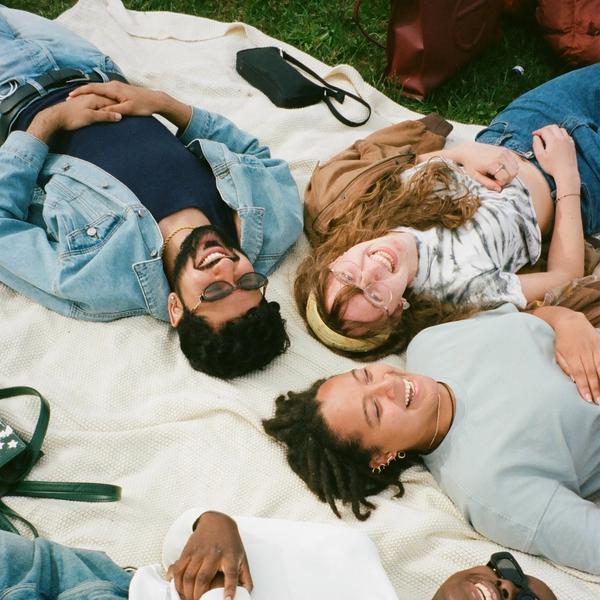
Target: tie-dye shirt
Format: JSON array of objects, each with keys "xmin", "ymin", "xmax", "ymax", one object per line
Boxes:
[{"xmin": 395, "ymin": 159, "xmax": 541, "ymax": 309}]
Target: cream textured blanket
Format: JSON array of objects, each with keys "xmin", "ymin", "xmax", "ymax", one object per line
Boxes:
[{"xmin": 1, "ymin": 1, "xmax": 598, "ymax": 597}]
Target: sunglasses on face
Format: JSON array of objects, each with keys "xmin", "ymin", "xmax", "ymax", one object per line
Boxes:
[
  {"xmin": 487, "ymin": 552, "xmax": 539, "ymax": 600},
  {"xmin": 191, "ymin": 271, "xmax": 268, "ymax": 311}
]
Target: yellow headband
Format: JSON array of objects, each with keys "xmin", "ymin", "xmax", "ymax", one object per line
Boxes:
[{"xmin": 305, "ymin": 291, "xmax": 390, "ymax": 353}]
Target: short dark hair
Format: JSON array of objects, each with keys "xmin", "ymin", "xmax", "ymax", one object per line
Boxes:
[
  {"xmin": 176, "ymin": 298, "xmax": 289, "ymax": 379},
  {"xmin": 263, "ymin": 382, "xmax": 421, "ymax": 519}
]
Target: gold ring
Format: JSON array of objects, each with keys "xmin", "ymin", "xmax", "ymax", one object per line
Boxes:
[{"xmin": 493, "ymin": 163, "xmax": 507, "ymax": 177}]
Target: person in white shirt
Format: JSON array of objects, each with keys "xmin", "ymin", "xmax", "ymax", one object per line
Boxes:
[{"xmin": 0, "ymin": 509, "xmax": 397, "ymax": 600}]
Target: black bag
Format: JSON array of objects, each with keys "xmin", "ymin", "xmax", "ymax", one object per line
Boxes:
[
  {"xmin": 236, "ymin": 46, "xmax": 371, "ymax": 127},
  {"xmin": 0, "ymin": 386, "xmax": 121, "ymax": 536}
]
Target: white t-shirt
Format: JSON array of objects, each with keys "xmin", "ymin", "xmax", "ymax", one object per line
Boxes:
[
  {"xmin": 395, "ymin": 159, "xmax": 541, "ymax": 309},
  {"xmin": 129, "ymin": 509, "xmax": 398, "ymax": 600}
]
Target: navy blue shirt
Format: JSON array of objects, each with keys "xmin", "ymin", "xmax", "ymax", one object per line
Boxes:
[{"xmin": 13, "ymin": 87, "xmax": 237, "ymax": 240}]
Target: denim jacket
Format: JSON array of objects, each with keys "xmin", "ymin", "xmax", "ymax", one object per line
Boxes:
[{"xmin": 0, "ymin": 106, "xmax": 302, "ymax": 322}]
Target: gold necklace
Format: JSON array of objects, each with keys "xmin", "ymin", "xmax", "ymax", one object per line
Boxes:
[
  {"xmin": 161, "ymin": 226, "xmax": 196, "ymax": 254},
  {"xmin": 426, "ymin": 392, "xmax": 442, "ymax": 451}
]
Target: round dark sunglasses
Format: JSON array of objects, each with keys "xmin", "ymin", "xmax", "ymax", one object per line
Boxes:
[
  {"xmin": 192, "ymin": 272, "xmax": 268, "ymax": 310},
  {"xmin": 487, "ymin": 552, "xmax": 539, "ymax": 600}
]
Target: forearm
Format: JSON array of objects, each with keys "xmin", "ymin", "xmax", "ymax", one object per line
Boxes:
[
  {"xmin": 518, "ymin": 177, "xmax": 584, "ymax": 301},
  {"xmin": 527, "ymin": 304, "xmax": 587, "ymax": 331},
  {"xmin": 154, "ymin": 91, "xmax": 192, "ymax": 132},
  {"xmin": 545, "ymin": 179, "xmax": 584, "ymax": 277},
  {"xmin": 416, "ymin": 142, "xmax": 480, "ymax": 165},
  {"xmin": 26, "ymin": 106, "xmax": 61, "ymax": 145},
  {"xmin": 416, "ymin": 148, "xmax": 451, "ymax": 163}
]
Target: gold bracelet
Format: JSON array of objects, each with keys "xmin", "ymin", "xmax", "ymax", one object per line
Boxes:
[{"xmin": 556, "ymin": 192, "xmax": 580, "ymax": 203}]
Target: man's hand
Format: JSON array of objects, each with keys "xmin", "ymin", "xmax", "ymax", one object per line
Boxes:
[
  {"xmin": 27, "ymin": 94, "xmax": 121, "ymax": 143},
  {"xmin": 68, "ymin": 81, "xmax": 192, "ymax": 130},
  {"xmin": 167, "ymin": 511, "xmax": 253, "ymax": 600},
  {"xmin": 553, "ymin": 310, "xmax": 600, "ymax": 403}
]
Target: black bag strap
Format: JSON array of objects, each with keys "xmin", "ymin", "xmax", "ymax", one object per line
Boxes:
[
  {"xmin": 353, "ymin": 0, "xmax": 386, "ymax": 50},
  {"xmin": 281, "ymin": 49, "xmax": 371, "ymax": 127},
  {"xmin": 0, "ymin": 386, "xmax": 121, "ymax": 536}
]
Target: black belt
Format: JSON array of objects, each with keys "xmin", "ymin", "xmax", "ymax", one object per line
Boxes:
[{"xmin": 0, "ymin": 67, "xmax": 127, "ymax": 146}]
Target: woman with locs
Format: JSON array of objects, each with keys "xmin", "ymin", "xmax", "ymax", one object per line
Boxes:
[{"xmin": 263, "ymin": 302, "xmax": 600, "ymax": 576}]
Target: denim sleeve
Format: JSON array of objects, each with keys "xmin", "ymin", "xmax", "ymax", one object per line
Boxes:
[
  {"xmin": 0, "ymin": 131, "xmax": 48, "ymax": 219},
  {"xmin": 0, "ymin": 131, "xmax": 66, "ymax": 304},
  {"xmin": 178, "ymin": 106, "xmax": 271, "ymax": 159}
]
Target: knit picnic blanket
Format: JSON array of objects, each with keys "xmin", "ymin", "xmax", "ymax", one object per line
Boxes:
[{"xmin": 1, "ymin": 1, "xmax": 598, "ymax": 597}]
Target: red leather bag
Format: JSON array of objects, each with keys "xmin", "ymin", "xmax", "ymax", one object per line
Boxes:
[{"xmin": 354, "ymin": 0, "xmax": 503, "ymax": 99}]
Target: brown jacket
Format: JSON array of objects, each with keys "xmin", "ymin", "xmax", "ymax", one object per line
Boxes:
[{"xmin": 303, "ymin": 114, "xmax": 453, "ymax": 246}]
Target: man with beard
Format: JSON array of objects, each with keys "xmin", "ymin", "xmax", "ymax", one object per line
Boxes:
[{"xmin": 0, "ymin": 7, "xmax": 302, "ymax": 378}]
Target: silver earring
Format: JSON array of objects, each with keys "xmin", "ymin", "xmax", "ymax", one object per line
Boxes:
[
  {"xmin": 401, "ymin": 299, "xmax": 410, "ymax": 311},
  {"xmin": 397, "ymin": 451, "xmax": 406, "ymax": 459},
  {"xmin": 371, "ymin": 465, "xmax": 383, "ymax": 474}
]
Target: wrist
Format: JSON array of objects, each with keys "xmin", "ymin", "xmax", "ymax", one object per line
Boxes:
[
  {"xmin": 192, "ymin": 510, "xmax": 230, "ymax": 531},
  {"xmin": 27, "ymin": 106, "xmax": 62, "ymax": 143},
  {"xmin": 158, "ymin": 92, "xmax": 192, "ymax": 130},
  {"xmin": 556, "ymin": 192, "xmax": 580, "ymax": 203},
  {"xmin": 554, "ymin": 172, "xmax": 580, "ymax": 192},
  {"xmin": 553, "ymin": 308, "xmax": 587, "ymax": 329}
]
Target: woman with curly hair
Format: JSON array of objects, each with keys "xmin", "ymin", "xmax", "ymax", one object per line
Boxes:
[
  {"xmin": 263, "ymin": 304, "xmax": 600, "ymax": 576},
  {"xmin": 297, "ymin": 65, "xmax": 600, "ymax": 360}
]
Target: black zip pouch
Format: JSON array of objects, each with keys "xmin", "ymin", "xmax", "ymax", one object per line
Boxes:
[{"xmin": 236, "ymin": 46, "xmax": 371, "ymax": 127}]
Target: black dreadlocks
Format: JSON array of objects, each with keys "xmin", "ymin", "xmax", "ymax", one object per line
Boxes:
[{"xmin": 263, "ymin": 380, "xmax": 422, "ymax": 520}]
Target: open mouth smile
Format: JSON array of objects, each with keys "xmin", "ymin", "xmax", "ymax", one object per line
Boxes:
[
  {"xmin": 403, "ymin": 378, "xmax": 415, "ymax": 407},
  {"xmin": 472, "ymin": 581, "xmax": 500, "ymax": 600},
  {"xmin": 196, "ymin": 245, "xmax": 236, "ymax": 269},
  {"xmin": 369, "ymin": 248, "xmax": 396, "ymax": 272}
]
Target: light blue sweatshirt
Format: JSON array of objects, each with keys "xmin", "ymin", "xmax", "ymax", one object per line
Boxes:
[{"xmin": 408, "ymin": 304, "xmax": 600, "ymax": 574}]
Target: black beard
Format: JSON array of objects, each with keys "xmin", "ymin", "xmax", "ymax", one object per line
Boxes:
[{"xmin": 172, "ymin": 224, "xmax": 243, "ymax": 287}]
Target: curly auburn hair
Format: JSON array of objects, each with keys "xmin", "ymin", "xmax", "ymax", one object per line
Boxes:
[
  {"xmin": 296, "ymin": 160, "xmax": 482, "ymax": 359},
  {"xmin": 176, "ymin": 298, "xmax": 289, "ymax": 379},
  {"xmin": 263, "ymin": 380, "xmax": 422, "ymax": 520}
]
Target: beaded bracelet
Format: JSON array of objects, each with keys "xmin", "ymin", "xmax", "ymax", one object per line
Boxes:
[{"xmin": 556, "ymin": 193, "xmax": 580, "ymax": 203}]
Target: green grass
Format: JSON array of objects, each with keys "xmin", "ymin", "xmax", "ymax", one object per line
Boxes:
[{"xmin": 6, "ymin": 0, "xmax": 564, "ymax": 123}]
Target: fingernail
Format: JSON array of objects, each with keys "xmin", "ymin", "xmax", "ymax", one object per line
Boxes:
[
  {"xmin": 585, "ymin": 393, "xmax": 592, "ymax": 402},
  {"xmin": 595, "ymin": 397, "xmax": 600, "ymax": 405},
  {"xmin": 114, "ymin": 113, "xmax": 122, "ymax": 120}
]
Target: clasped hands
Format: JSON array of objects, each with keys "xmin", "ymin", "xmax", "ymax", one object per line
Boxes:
[{"xmin": 28, "ymin": 81, "xmax": 192, "ymax": 143}]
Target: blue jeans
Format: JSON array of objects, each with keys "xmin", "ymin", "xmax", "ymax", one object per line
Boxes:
[
  {"xmin": 0, "ymin": 5, "xmax": 122, "ymax": 98},
  {"xmin": 0, "ymin": 531, "xmax": 132, "ymax": 599},
  {"xmin": 476, "ymin": 63, "xmax": 600, "ymax": 236}
]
